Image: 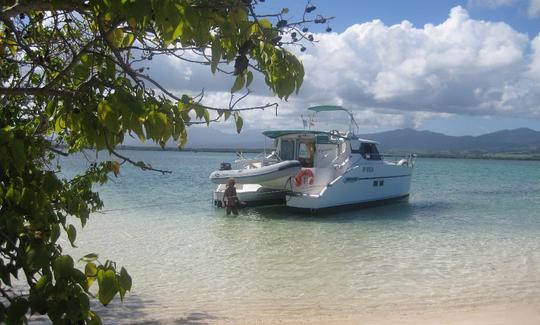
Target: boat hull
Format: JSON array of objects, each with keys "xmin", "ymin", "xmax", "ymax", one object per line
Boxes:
[
  {"xmin": 209, "ymin": 160, "xmax": 301, "ymax": 190},
  {"xmin": 287, "ymin": 169, "xmax": 413, "ymax": 210},
  {"xmin": 213, "ymin": 184, "xmax": 286, "ymax": 207}
]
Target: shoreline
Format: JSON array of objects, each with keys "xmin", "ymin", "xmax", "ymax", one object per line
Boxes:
[
  {"xmin": 114, "ymin": 145, "xmax": 540, "ymax": 161},
  {"xmin": 53, "ymin": 143, "xmax": 540, "ymax": 161}
]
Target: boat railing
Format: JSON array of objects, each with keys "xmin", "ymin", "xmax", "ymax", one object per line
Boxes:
[
  {"xmin": 333, "ymin": 156, "xmax": 350, "ymax": 169},
  {"xmin": 235, "ymin": 151, "xmax": 280, "ymax": 168}
]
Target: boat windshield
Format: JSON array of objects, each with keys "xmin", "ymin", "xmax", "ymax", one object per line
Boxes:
[
  {"xmin": 280, "ymin": 139, "xmax": 295, "ymax": 160},
  {"xmin": 277, "ymin": 138, "xmax": 316, "ymax": 167},
  {"xmin": 359, "ymin": 143, "xmax": 382, "ymax": 160}
]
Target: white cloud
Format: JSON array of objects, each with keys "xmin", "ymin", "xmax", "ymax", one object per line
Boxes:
[
  {"xmin": 292, "ymin": 6, "xmax": 537, "ymax": 120},
  {"xmin": 529, "ymin": 0, "xmax": 540, "ymax": 17},
  {"xmin": 150, "ymin": 6, "xmax": 540, "ymax": 132}
]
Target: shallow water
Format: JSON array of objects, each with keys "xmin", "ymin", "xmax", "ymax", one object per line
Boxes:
[{"xmin": 37, "ymin": 151, "xmax": 540, "ymax": 323}]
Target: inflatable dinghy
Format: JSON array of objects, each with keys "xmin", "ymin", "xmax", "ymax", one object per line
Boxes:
[{"xmin": 209, "ymin": 160, "xmax": 301, "ymax": 189}]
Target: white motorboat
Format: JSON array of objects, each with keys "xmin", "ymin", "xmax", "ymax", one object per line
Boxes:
[{"xmin": 210, "ymin": 105, "xmax": 415, "ymax": 210}]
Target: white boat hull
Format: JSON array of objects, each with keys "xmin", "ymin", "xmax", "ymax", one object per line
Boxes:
[
  {"xmin": 286, "ymin": 175, "xmax": 412, "ymax": 210},
  {"xmin": 287, "ymin": 164, "xmax": 413, "ymax": 210},
  {"xmin": 209, "ymin": 160, "xmax": 301, "ymax": 190}
]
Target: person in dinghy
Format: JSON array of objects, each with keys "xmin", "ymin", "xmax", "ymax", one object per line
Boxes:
[{"xmin": 222, "ymin": 178, "xmax": 245, "ymax": 215}]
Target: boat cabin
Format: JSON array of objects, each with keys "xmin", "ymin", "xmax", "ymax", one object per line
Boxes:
[{"xmin": 263, "ymin": 130, "xmax": 382, "ymax": 168}]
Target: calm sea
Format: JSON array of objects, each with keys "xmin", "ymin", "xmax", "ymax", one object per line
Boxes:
[{"xmin": 36, "ymin": 150, "xmax": 540, "ymax": 323}]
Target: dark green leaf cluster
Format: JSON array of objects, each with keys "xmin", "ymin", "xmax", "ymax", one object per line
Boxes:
[{"xmin": 0, "ymin": 122, "xmax": 119, "ymax": 324}]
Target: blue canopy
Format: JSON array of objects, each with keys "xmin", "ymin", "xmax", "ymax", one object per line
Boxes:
[
  {"xmin": 307, "ymin": 105, "xmax": 347, "ymax": 112},
  {"xmin": 262, "ymin": 130, "xmax": 347, "ymax": 139}
]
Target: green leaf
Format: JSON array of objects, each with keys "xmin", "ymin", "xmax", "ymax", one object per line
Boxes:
[
  {"xmin": 35, "ymin": 274, "xmax": 50, "ymax": 290},
  {"xmin": 246, "ymin": 70, "xmax": 254, "ymax": 88},
  {"xmin": 178, "ymin": 129, "xmax": 187, "ymax": 148},
  {"xmin": 122, "ymin": 33, "xmax": 135, "ymax": 47},
  {"xmin": 67, "ymin": 224, "xmax": 77, "ymax": 247},
  {"xmin": 26, "ymin": 246, "xmax": 49, "ymax": 270},
  {"xmin": 85, "ymin": 262, "xmax": 98, "ymax": 277},
  {"xmin": 88, "ymin": 311, "xmax": 103, "ymax": 325},
  {"xmin": 72, "ymin": 268, "xmax": 87, "ymax": 286},
  {"xmin": 119, "ymin": 267, "xmax": 132, "ymax": 291},
  {"xmin": 234, "ymin": 112, "xmax": 243, "ymax": 134},
  {"xmin": 43, "ymin": 171, "xmax": 62, "ymax": 195},
  {"xmin": 85, "ymin": 262, "xmax": 98, "ymax": 288},
  {"xmin": 224, "ymin": 110, "xmax": 231, "ymax": 121},
  {"xmin": 77, "ymin": 290, "xmax": 90, "ymax": 314},
  {"xmin": 7, "ymin": 297, "xmax": 28, "ymax": 323},
  {"xmin": 80, "ymin": 253, "xmax": 98, "ymax": 262},
  {"xmin": 28, "ymin": 291, "xmax": 47, "ymax": 315},
  {"xmin": 97, "ymin": 269, "xmax": 118, "ymax": 306},
  {"xmin": 53, "ymin": 255, "xmax": 74, "ymax": 279},
  {"xmin": 50, "ymin": 223, "xmax": 60, "ymax": 243},
  {"xmin": 118, "ymin": 267, "xmax": 132, "ymax": 300},
  {"xmin": 107, "ymin": 28, "xmax": 124, "ymax": 47},
  {"xmin": 259, "ymin": 18, "xmax": 272, "ymax": 29},
  {"xmin": 231, "ymin": 74, "xmax": 245, "ymax": 93},
  {"xmin": 97, "ymin": 100, "xmax": 119, "ymax": 133},
  {"xmin": 73, "ymin": 64, "xmax": 90, "ymax": 82},
  {"xmin": 10, "ymin": 138, "xmax": 26, "ymax": 169}
]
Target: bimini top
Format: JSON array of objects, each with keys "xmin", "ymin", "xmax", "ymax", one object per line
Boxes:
[
  {"xmin": 307, "ymin": 105, "xmax": 347, "ymax": 113},
  {"xmin": 262, "ymin": 130, "xmax": 347, "ymax": 139},
  {"xmin": 262, "ymin": 129, "xmax": 379, "ymax": 144}
]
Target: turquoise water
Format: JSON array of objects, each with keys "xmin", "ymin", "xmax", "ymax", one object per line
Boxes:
[{"xmin": 45, "ymin": 151, "xmax": 540, "ymax": 323}]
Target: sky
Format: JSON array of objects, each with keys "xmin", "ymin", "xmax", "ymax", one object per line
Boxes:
[{"xmin": 146, "ymin": 0, "xmax": 540, "ymax": 137}]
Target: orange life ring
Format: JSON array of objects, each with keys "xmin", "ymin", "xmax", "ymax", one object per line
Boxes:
[{"xmin": 294, "ymin": 169, "xmax": 315, "ymax": 187}]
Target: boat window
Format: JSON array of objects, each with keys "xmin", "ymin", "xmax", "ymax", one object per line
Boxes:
[
  {"xmin": 379, "ymin": 180, "xmax": 384, "ymax": 186},
  {"xmin": 298, "ymin": 143, "xmax": 309, "ymax": 158},
  {"xmin": 373, "ymin": 180, "xmax": 378, "ymax": 187},
  {"xmin": 358, "ymin": 143, "xmax": 382, "ymax": 160},
  {"xmin": 279, "ymin": 139, "xmax": 295, "ymax": 161}
]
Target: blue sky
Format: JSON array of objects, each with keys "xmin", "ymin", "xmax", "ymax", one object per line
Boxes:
[{"xmin": 261, "ymin": 0, "xmax": 540, "ymax": 37}]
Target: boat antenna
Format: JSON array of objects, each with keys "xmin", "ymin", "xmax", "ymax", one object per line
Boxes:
[{"xmin": 347, "ymin": 109, "xmax": 359, "ymax": 135}]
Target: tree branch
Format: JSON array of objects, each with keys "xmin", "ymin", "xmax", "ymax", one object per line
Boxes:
[
  {"xmin": 0, "ymin": 87, "xmax": 71, "ymax": 97},
  {"xmin": 48, "ymin": 146, "xmax": 69, "ymax": 157},
  {"xmin": 1, "ymin": 2, "xmax": 87, "ymax": 17},
  {"xmin": 103, "ymin": 132, "xmax": 172, "ymax": 174}
]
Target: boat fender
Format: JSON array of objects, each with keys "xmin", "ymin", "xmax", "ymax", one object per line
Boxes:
[{"xmin": 295, "ymin": 169, "xmax": 315, "ymax": 187}]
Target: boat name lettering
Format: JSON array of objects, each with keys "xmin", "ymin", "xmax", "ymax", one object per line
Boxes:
[{"xmin": 362, "ymin": 167, "xmax": 374, "ymax": 173}]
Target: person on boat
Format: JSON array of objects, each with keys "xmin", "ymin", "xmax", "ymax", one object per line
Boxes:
[{"xmin": 223, "ymin": 178, "xmax": 239, "ymax": 215}]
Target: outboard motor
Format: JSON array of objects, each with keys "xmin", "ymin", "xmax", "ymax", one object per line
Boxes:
[{"xmin": 219, "ymin": 162, "xmax": 232, "ymax": 171}]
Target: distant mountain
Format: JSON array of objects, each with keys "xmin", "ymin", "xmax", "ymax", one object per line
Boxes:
[
  {"xmin": 360, "ymin": 128, "xmax": 540, "ymax": 153},
  {"xmin": 145, "ymin": 126, "xmax": 540, "ymax": 153}
]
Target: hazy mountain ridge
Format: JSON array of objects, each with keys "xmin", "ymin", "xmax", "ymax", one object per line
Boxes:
[
  {"xmin": 362, "ymin": 128, "xmax": 540, "ymax": 153},
  {"xmin": 124, "ymin": 127, "xmax": 540, "ymax": 154}
]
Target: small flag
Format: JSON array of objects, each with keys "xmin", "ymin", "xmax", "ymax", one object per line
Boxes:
[{"xmin": 302, "ymin": 115, "xmax": 307, "ymax": 128}]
